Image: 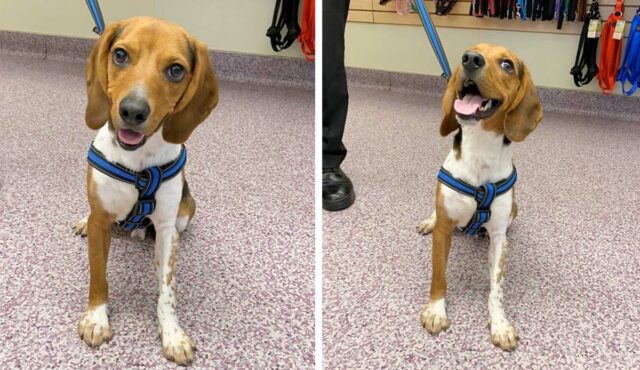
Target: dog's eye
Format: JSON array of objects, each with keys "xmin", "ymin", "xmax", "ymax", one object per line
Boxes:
[
  {"xmin": 166, "ymin": 64, "xmax": 185, "ymax": 82},
  {"xmin": 500, "ymin": 59, "xmax": 514, "ymax": 74},
  {"xmin": 113, "ymin": 48, "xmax": 128, "ymax": 66}
]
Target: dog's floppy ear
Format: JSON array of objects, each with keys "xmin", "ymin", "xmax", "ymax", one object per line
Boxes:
[
  {"xmin": 503, "ymin": 65, "xmax": 543, "ymax": 142},
  {"xmin": 85, "ymin": 22, "xmax": 122, "ymax": 129},
  {"xmin": 162, "ymin": 40, "xmax": 219, "ymax": 144},
  {"xmin": 440, "ymin": 66, "xmax": 461, "ymax": 137}
]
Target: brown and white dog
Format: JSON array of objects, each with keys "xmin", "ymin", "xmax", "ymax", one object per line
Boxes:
[
  {"xmin": 417, "ymin": 44, "xmax": 542, "ymax": 351},
  {"xmin": 73, "ymin": 17, "xmax": 218, "ymax": 365}
]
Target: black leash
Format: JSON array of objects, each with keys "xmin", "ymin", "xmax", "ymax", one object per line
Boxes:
[
  {"xmin": 570, "ymin": 0, "xmax": 601, "ymax": 86},
  {"xmin": 266, "ymin": 0, "xmax": 301, "ymax": 52},
  {"xmin": 436, "ymin": 0, "xmax": 458, "ymax": 15}
]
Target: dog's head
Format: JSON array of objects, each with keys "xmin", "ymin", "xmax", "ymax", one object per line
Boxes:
[
  {"xmin": 85, "ymin": 17, "xmax": 219, "ymax": 150},
  {"xmin": 440, "ymin": 44, "xmax": 543, "ymax": 142}
]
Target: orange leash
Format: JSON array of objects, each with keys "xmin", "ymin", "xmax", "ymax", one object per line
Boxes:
[
  {"xmin": 597, "ymin": 0, "xmax": 625, "ymax": 95},
  {"xmin": 298, "ymin": 0, "xmax": 315, "ymax": 61}
]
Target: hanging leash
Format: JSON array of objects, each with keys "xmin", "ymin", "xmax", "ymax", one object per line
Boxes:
[
  {"xmin": 85, "ymin": 0, "xmax": 105, "ymax": 35},
  {"xmin": 435, "ymin": 0, "xmax": 458, "ymax": 15},
  {"xmin": 298, "ymin": 0, "xmax": 315, "ymax": 61},
  {"xmin": 415, "ymin": 0, "xmax": 452, "ymax": 80},
  {"xmin": 266, "ymin": 0, "xmax": 301, "ymax": 52},
  {"xmin": 597, "ymin": 0, "xmax": 625, "ymax": 95},
  {"xmin": 616, "ymin": 7, "xmax": 640, "ymax": 95},
  {"xmin": 570, "ymin": 0, "xmax": 601, "ymax": 86}
]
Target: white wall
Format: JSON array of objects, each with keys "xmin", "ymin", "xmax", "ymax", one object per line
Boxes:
[
  {"xmin": 345, "ymin": 22, "xmax": 628, "ymax": 93},
  {"xmin": 0, "ymin": 0, "xmax": 304, "ymax": 58}
]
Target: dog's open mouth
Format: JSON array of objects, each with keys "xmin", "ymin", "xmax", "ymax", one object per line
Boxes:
[
  {"xmin": 454, "ymin": 79, "xmax": 501, "ymax": 120},
  {"xmin": 116, "ymin": 129, "xmax": 146, "ymax": 150}
]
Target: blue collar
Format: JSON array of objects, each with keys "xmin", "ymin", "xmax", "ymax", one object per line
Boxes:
[
  {"xmin": 87, "ymin": 144, "xmax": 187, "ymax": 231},
  {"xmin": 437, "ymin": 166, "xmax": 517, "ymax": 236}
]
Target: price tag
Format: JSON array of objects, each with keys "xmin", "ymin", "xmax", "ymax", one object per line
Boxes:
[
  {"xmin": 587, "ymin": 19, "xmax": 601, "ymax": 38},
  {"xmin": 613, "ymin": 20, "xmax": 626, "ymax": 40}
]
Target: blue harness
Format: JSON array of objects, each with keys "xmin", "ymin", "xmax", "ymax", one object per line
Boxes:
[
  {"xmin": 616, "ymin": 8, "xmax": 640, "ymax": 96},
  {"xmin": 437, "ymin": 167, "xmax": 517, "ymax": 236},
  {"xmin": 87, "ymin": 144, "xmax": 187, "ymax": 231}
]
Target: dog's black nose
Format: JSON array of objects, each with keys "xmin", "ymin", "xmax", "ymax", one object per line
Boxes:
[
  {"xmin": 119, "ymin": 97, "xmax": 150, "ymax": 125},
  {"xmin": 461, "ymin": 51, "xmax": 485, "ymax": 71}
]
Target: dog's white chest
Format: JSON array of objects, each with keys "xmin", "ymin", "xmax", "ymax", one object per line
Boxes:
[
  {"xmin": 440, "ymin": 124, "xmax": 515, "ymax": 230},
  {"xmin": 90, "ymin": 126, "xmax": 183, "ymax": 224}
]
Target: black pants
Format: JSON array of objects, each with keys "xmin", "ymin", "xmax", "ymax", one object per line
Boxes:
[{"xmin": 322, "ymin": 0, "xmax": 350, "ymax": 169}]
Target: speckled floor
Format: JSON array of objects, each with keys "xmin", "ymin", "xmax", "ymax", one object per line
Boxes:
[
  {"xmin": 0, "ymin": 53, "xmax": 314, "ymax": 368},
  {"xmin": 323, "ymin": 86, "xmax": 640, "ymax": 368}
]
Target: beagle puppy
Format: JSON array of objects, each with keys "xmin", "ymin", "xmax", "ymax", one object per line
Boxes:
[
  {"xmin": 417, "ymin": 44, "xmax": 542, "ymax": 351},
  {"xmin": 73, "ymin": 17, "xmax": 218, "ymax": 365}
]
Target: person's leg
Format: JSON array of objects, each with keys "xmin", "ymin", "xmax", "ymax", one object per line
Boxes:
[
  {"xmin": 323, "ymin": 0, "xmax": 355, "ymax": 211},
  {"xmin": 323, "ymin": 0, "xmax": 349, "ymax": 168}
]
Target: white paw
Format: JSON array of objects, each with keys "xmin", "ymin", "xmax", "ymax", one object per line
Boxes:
[
  {"xmin": 160, "ymin": 326, "xmax": 196, "ymax": 365},
  {"xmin": 130, "ymin": 228, "xmax": 146, "ymax": 241},
  {"xmin": 74, "ymin": 217, "xmax": 88, "ymax": 236},
  {"xmin": 490, "ymin": 318, "xmax": 519, "ymax": 351},
  {"xmin": 420, "ymin": 299, "xmax": 449, "ymax": 334},
  {"xmin": 417, "ymin": 213, "xmax": 436, "ymax": 235},
  {"xmin": 78, "ymin": 304, "xmax": 112, "ymax": 347}
]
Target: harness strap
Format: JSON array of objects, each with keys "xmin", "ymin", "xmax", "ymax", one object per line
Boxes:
[
  {"xmin": 87, "ymin": 144, "xmax": 187, "ymax": 231},
  {"xmin": 266, "ymin": 0, "xmax": 301, "ymax": 52},
  {"xmin": 437, "ymin": 167, "xmax": 517, "ymax": 236},
  {"xmin": 598, "ymin": 0, "xmax": 625, "ymax": 95},
  {"xmin": 570, "ymin": 0, "xmax": 601, "ymax": 86},
  {"xmin": 616, "ymin": 8, "xmax": 640, "ymax": 95}
]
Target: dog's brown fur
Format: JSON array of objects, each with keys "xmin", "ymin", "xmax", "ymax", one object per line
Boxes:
[
  {"xmin": 79, "ymin": 18, "xmax": 218, "ymax": 364},
  {"xmin": 440, "ymin": 44, "xmax": 543, "ymax": 142}
]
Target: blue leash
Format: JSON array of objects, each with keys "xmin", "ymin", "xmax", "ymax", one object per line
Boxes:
[
  {"xmin": 616, "ymin": 8, "xmax": 640, "ymax": 96},
  {"xmin": 437, "ymin": 167, "xmax": 517, "ymax": 236},
  {"xmin": 414, "ymin": 0, "xmax": 452, "ymax": 80},
  {"xmin": 85, "ymin": 0, "xmax": 105, "ymax": 35}
]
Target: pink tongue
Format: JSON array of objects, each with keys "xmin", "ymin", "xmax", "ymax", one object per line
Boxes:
[
  {"xmin": 117, "ymin": 129, "xmax": 144, "ymax": 145},
  {"xmin": 454, "ymin": 94, "xmax": 486, "ymax": 116}
]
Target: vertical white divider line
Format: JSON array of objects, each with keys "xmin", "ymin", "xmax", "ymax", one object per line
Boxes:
[{"xmin": 314, "ymin": 0, "xmax": 323, "ymax": 368}]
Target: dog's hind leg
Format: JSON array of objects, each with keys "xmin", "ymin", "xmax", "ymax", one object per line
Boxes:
[
  {"xmin": 176, "ymin": 176, "xmax": 195, "ymax": 233},
  {"xmin": 417, "ymin": 211, "xmax": 437, "ymax": 235},
  {"xmin": 74, "ymin": 216, "xmax": 89, "ymax": 236}
]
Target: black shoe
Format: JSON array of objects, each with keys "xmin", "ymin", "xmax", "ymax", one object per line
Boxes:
[{"xmin": 322, "ymin": 167, "xmax": 356, "ymax": 211}]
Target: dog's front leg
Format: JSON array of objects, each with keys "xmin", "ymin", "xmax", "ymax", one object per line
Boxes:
[
  {"xmin": 420, "ymin": 206, "xmax": 455, "ymax": 334},
  {"xmin": 78, "ymin": 211, "xmax": 113, "ymax": 347},
  {"xmin": 154, "ymin": 225, "xmax": 196, "ymax": 365},
  {"xmin": 487, "ymin": 230, "xmax": 519, "ymax": 351}
]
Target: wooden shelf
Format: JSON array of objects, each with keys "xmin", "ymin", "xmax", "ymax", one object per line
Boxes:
[{"xmin": 348, "ymin": 0, "xmax": 637, "ymax": 37}]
